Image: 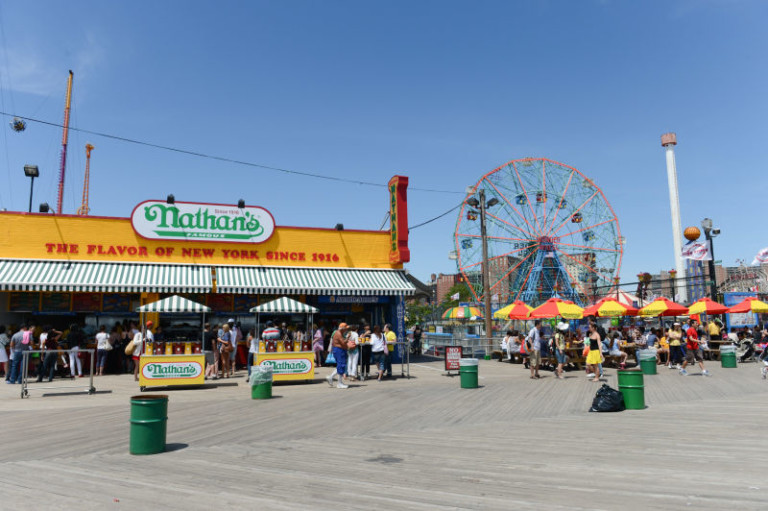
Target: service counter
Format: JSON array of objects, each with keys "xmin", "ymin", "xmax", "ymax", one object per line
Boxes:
[{"xmin": 138, "ymin": 342, "xmax": 205, "ymax": 390}]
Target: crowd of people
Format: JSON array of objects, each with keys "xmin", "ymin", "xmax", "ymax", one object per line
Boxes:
[{"xmin": 499, "ymin": 317, "xmax": 768, "ymax": 379}]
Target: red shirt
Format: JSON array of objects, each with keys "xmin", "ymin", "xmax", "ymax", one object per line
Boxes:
[{"xmin": 686, "ymin": 326, "xmax": 699, "ymax": 350}]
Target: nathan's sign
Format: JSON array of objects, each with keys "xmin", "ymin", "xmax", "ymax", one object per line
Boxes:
[
  {"xmin": 388, "ymin": 176, "xmax": 410, "ymax": 264},
  {"xmin": 259, "ymin": 358, "xmax": 312, "ymax": 375},
  {"xmin": 138, "ymin": 355, "xmax": 206, "ymax": 387},
  {"xmin": 142, "ymin": 360, "xmax": 203, "ymax": 379},
  {"xmin": 131, "ymin": 200, "xmax": 275, "ymax": 243},
  {"xmin": 255, "ymin": 352, "xmax": 316, "ymax": 381}
]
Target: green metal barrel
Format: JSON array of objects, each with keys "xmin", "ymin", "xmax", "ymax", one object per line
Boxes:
[
  {"xmin": 251, "ymin": 381, "xmax": 272, "ymax": 399},
  {"xmin": 720, "ymin": 345, "xmax": 737, "ymax": 368},
  {"xmin": 130, "ymin": 395, "xmax": 168, "ymax": 455},
  {"xmin": 617, "ymin": 369, "xmax": 645, "ymax": 410},
  {"xmin": 638, "ymin": 350, "xmax": 657, "ymax": 375},
  {"xmin": 459, "ymin": 358, "xmax": 479, "ymax": 389}
]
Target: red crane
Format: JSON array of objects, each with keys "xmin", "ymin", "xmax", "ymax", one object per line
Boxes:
[
  {"xmin": 56, "ymin": 70, "xmax": 74, "ymax": 215},
  {"xmin": 76, "ymin": 143, "xmax": 94, "ymax": 216}
]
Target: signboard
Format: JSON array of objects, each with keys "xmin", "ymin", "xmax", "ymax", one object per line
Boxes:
[
  {"xmin": 131, "ymin": 200, "xmax": 275, "ymax": 244},
  {"xmin": 102, "ymin": 293, "xmax": 133, "ymax": 313},
  {"xmin": 445, "ymin": 345, "xmax": 463, "ymax": 371},
  {"xmin": 318, "ymin": 295, "xmax": 389, "ymax": 304},
  {"xmin": 724, "ymin": 292, "xmax": 758, "ymax": 330},
  {"xmin": 207, "ymin": 293, "xmax": 233, "ymax": 312},
  {"xmin": 9, "ymin": 292, "xmax": 38, "ymax": 312},
  {"xmin": 72, "ymin": 293, "xmax": 101, "ymax": 312},
  {"xmin": 388, "ymin": 175, "xmax": 410, "ymax": 264},
  {"xmin": 255, "ymin": 352, "xmax": 315, "ymax": 381},
  {"xmin": 138, "ymin": 354, "xmax": 205, "ymax": 387},
  {"xmin": 234, "ymin": 294, "xmax": 259, "ymax": 312},
  {"xmin": 41, "ymin": 292, "xmax": 71, "ymax": 312}
]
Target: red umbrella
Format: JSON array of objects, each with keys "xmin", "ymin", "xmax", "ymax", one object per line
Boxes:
[
  {"xmin": 725, "ymin": 297, "xmax": 768, "ymax": 314},
  {"xmin": 528, "ymin": 298, "xmax": 584, "ymax": 319},
  {"xmin": 687, "ymin": 297, "xmax": 729, "ymax": 316},
  {"xmin": 638, "ymin": 297, "xmax": 688, "ymax": 317},
  {"xmin": 582, "ymin": 297, "xmax": 639, "ymax": 317}
]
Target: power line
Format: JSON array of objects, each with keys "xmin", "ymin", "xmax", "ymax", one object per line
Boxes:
[
  {"xmin": 409, "ymin": 203, "xmax": 462, "ymax": 230},
  {"xmin": 0, "ymin": 111, "xmax": 464, "ymax": 195}
]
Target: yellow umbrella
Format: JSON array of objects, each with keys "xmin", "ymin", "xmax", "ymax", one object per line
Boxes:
[
  {"xmin": 493, "ymin": 301, "xmax": 534, "ymax": 319},
  {"xmin": 528, "ymin": 298, "xmax": 584, "ymax": 319}
]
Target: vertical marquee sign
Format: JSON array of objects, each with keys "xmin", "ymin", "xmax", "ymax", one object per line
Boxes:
[{"xmin": 388, "ymin": 175, "xmax": 410, "ymax": 264}]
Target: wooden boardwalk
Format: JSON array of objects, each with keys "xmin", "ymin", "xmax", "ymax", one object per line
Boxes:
[{"xmin": 2, "ymin": 358, "xmax": 767, "ymax": 510}]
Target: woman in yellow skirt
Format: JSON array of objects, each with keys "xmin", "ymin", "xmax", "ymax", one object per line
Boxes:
[{"xmin": 586, "ymin": 323, "xmax": 603, "ymax": 382}]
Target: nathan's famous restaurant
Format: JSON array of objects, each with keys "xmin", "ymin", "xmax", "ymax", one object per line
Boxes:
[{"xmin": 0, "ymin": 176, "xmax": 415, "ymax": 368}]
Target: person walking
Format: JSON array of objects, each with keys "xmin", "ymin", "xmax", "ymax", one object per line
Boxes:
[
  {"xmin": 586, "ymin": 323, "xmax": 603, "ymax": 382},
  {"xmin": 217, "ymin": 323, "xmax": 233, "ymax": 378},
  {"xmin": 668, "ymin": 322, "xmax": 684, "ymax": 369},
  {"xmin": 0, "ymin": 325, "xmax": 9, "ymax": 380},
  {"xmin": 37, "ymin": 325, "xmax": 62, "ymax": 382},
  {"xmin": 312, "ymin": 323, "xmax": 324, "ymax": 368},
  {"xmin": 7, "ymin": 324, "xmax": 33, "ymax": 384},
  {"xmin": 346, "ymin": 324, "xmax": 360, "ymax": 381},
  {"xmin": 94, "ymin": 325, "xmax": 110, "ymax": 376},
  {"xmin": 680, "ymin": 319, "xmax": 710, "ymax": 376},
  {"xmin": 131, "ymin": 323, "xmax": 143, "ymax": 381},
  {"xmin": 370, "ymin": 325, "xmax": 386, "ymax": 381},
  {"xmin": 66, "ymin": 323, "xmax": 85, "ymax": 378},
  {"xmin": 359, "ymin": 325, "xmax": 372, "ymax": 380},
  {"xmin": 326, "ymin": 323, "xmax": 349, "ymax": 388},
  {"xmin": 203, "ymin": 323, "xmax": 219, "ymax": 380},
  {"xmin": 383, "ymin": 323, "xmax": 397, "ymax": 378},
  {"xmin": 526, "ymin": 320, "xmax": 542, "ymax": 379},
  {"xmin": 554, "ymin": 322, "xmax": 568, "ymax": 379},
  {"xmin": 246, "ymin": 327, "xmax": 257, "ymax": 379}
]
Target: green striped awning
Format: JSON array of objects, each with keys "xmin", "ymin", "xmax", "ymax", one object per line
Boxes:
[
  {"xmin": 250, "ymin": 297, "xmax": 318, "ymax": 314},
  {"xmin": 137, "ymin": 295, "xmax": 210, "ymax": 313},
  {"xmin": 0, "ymin": 260, "xmax": 212, "ymax": 293},
  {"xmin": 216, "ymin": 266, "xmax": 415, "ymax": 296}
]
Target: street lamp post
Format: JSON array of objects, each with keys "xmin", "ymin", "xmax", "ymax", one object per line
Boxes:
[
  {"xmin": 701, "ymin": 218, "xmax": 720, "ymax": 302},
  {"xmin": 466, "ymin": 189, "xmax": 499, "ymax": 344},
  {"xmin": 669, "ymin": 269, "xmax": 677, "ymax": 302},
  {"xmin": 24, "ymin": 165, "xmax": 39, "ymax": 213}
]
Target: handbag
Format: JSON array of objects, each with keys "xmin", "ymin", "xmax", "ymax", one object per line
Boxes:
[
  {"xmin": 347, "ymin": 340, "xmax": 357, "ymax": 350},
  {"xmin": 124, "ymin": 340, "xmax": 137, "ymax": 355},
  {"xmin": 325, "ymin": 351, "xmax": 336, "ymax": 364},
  {"xmin": 220, "ymin": 342, "xmax": 233, "ymax": 354},
  {"xmin": 105, "ymin": 341, "xmax": 113, "ymax": 351}
]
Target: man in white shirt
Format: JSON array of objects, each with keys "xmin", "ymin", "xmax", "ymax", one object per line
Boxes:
[{"xmin": 526, "ymin": 320, "xmax": 542, "ymax": 379}]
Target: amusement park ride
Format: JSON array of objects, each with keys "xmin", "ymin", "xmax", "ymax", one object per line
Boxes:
[{"xmin": 455, "ymin": 157, "xmax": 623, "ymax": 307}]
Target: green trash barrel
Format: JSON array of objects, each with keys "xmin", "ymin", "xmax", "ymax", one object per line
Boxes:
[
  {"xmin": 638, "ymin": 350, "xmax": 657, "ymax": 375},
  {"xmin": 250, "ymin": 366, "xmax": 273, "ymax": 399},
  {"xmin": 459, "ymin": 358, "xmax": 479, "ymax": 389},
  {"xmin": 720, "ymin": 345, "xmax": 737, "ymax": 368},
  {"xmin": 130, "ymin": 395, "xmax": 168, "ymax": 455},
  {"xmin": 617, "ymin": 370, "xmax": 645, "ymax": 410}
]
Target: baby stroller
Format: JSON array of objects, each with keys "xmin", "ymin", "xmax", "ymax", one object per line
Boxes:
[
  {"xmin": 759, "ymin": 345, "xmax": 768, "ymax": 379},
  {"xmin": 737, "ymin": 336, "xmax": 757, "ymax": 363}
]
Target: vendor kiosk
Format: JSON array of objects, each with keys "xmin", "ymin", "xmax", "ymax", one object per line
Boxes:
[
  {"xmin": 136, "ymin": 295, "xmax": 210, "ymax": 391},
  {"xmin": 252, "ymin": 297, "xmax": 317, "ymax": 382}
]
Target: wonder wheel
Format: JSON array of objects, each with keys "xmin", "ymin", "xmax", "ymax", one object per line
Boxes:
[{"xmin": 454, "ymin": 157, "xmax": 622, "ymax": 307}]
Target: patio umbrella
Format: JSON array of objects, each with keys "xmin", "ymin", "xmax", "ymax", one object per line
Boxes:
[
  {"xmin": 725, "ymin": 297, "xmax": 768, "ymax": 314},
  {"xmin": 442, "ymin": 306, "xmax": 483, "ymax": 319},
  {"xmin": 687, "ymin": 297, "xmax": 729, "ymax": 316},
  {"xmin": 582, "ymin": 297, "xmax": 639, "ymax": 317},
  {"xmin": 528, "ymin": 298, "xmax": 584, "ymax": 319},
  {"xmin": 638, "ymin": 297, "xmax": 688, "ymax": 317},
  {"xmin": 493, "ymin": 300, "xmax": 533, "ymax": 320}
]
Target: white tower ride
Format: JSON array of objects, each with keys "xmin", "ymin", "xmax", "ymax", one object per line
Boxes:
[{"xmin": 661, "ymin": 132, "xmax": 687, "ymax": 303}]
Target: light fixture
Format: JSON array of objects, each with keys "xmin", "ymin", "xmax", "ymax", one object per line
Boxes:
[
  {"xmin": 39, "ymin": 203, "xmax": 50, "ymax": 213},
  {"xmin": 486, "ymin": 198, "xmax": 499, "ymax": 208},
  {"xmin": 237, "ymin": 199, "xmax": 245, "ymax": 209},
  {"xmin": 24, "ymin": 165, "xmax": 39, "ymax": 178},
  {"xmin": 166, "ymin": 194, "xmax": 175, "ymax": 204},
  {"xmin": 334, "ymin": 223, "xmax": 344, "ymax": 231},
  {"xmin": 701, "ymin": 218, "xmax": 713, "ymax": 232},
  {"xmin": 466, "ymin": 197, "xmax": 480, "ymax": 208}
]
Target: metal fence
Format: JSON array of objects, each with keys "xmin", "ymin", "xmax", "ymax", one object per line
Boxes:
[
  {"xmin": 19, "ymin": 349, "xmax": 96, "ymax": 399},
  {"xmin": 422, "ymin": 333, "xmax": 496, "ymax": 359}
]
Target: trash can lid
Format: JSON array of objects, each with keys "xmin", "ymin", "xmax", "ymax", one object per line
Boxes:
[{"xmin": 459, "ymin": 358, "xmax": 479, "ymax": 366}]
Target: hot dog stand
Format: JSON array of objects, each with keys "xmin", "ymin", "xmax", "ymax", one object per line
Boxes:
[
  {"xmin": 136, "ymin": 295, "xmax": 209, "ymax": 391},
  {"xmin": 251, "ymin": 297, "xmax": 317, "ymax": 382}
]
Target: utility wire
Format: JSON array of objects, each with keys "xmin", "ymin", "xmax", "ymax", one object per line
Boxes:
[
  {"xmin": 409, "ymin": 203, "xmax": 463, "ymax": 230},
  {"xmin": 0, "ymin": 111, "xmax": 464, "ymax": 195}
]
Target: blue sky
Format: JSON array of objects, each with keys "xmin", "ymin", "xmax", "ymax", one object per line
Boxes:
[{"xmin": 0, "ymin": 1, "xmax": 766, "ymax": 287}]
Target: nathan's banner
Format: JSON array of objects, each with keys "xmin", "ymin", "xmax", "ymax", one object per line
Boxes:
[
  {"xmin": 255, "ymin": 352, "xmax": 315, "ymax": 381},
  {"xmin": 681, "ymin": 241, "xmax": 711, "ymax": 261},
  {"xmin": 131, "ymin": 200, "xmax": 275, "ymax": 243},
  {"xmin": 139, "ymin": 354, "xmax": 205, "ymax": 387}
]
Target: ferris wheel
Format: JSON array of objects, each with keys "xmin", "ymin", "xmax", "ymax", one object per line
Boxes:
[{"xmin": 454, "ymin": 157, "xmax": 623, "ymax": 307}]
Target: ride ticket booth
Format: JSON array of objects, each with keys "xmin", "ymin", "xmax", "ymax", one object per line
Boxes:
[
  {"xmin": 252, "ymin": 297, "xmax": 317, "ymax": 382},
  {"xmin": 136, "ymin": 295, "xmax": 209, "ymax": 391}
]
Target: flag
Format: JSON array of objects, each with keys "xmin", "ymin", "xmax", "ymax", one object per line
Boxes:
[
  {"xmin": 681, "ymin": 241, "xmax": 711, "ymax": 261},
  {"xmin": 450, "ymin": 292, "xmax": 460, "ymax": 300},
  {"xmin": 752, "ymin": 247, "xmax": 768, "ymax": 266}
]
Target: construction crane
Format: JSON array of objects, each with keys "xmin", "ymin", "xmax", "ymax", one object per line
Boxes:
[
  {"xmin": 76, "ymin": 143, "xmax": 94, "ymax": 216},
  {"xmin": 56, "ymin": 70, "xmax": 74, "ymax": 215}
]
